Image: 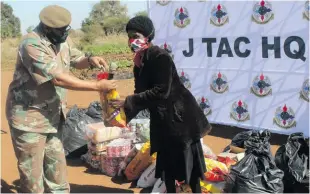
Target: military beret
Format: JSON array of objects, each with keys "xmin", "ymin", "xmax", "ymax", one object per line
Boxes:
[{"xmin": 39, "ymin": 5, "xmax": 71, "ymax": 28}]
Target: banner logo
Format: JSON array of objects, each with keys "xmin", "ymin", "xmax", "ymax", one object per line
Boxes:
[
  {"xmin": 160, "ymin": 42, "xmax": 174, "ymax": 60},
  {"xmin": 174, "ymin": 7, "xmax": 190, "ymax": 28},
  {"xmin": 252, "ymin": 0, "xmax": 274, "ymax": 24},
  {"xmin": 250, "ymin": 73, "xmax": 272, "ymax": 97},
  {"xmin": 210, "ymin": 72, "xmax": 228, "ymax": 93},
  {"xmin": 210, "ymin": 4, "xmax": 229, "ymax": 27},
  {"xmin": 230, "ymin": 100, "xmax": 250, "ymax": 122},
  {"xmin": 196, "ymin": 96, "xmax": 212, "ymax": 116},
  {"xmin": 303, "ymin": 1, "xmax": 310, "ymax": 20},
  {"xmin": 300, "ymin": 79, "xmax": 309, "ymax": 102},
  {"xmin": 178, "ymin": 70, "xmax": 191, "ymax": 89},
  {"xmin": 156, "ymin": 0, "xmax": 170, "ymax": 6},
  {"xmin": 274, "ymin": 104, "xmax": 296, "ymax": 129}
]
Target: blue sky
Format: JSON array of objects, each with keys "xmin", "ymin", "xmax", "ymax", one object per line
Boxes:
[{"xmin": 4, "ymin": 0, "xmax": 147, "ymax": 34}]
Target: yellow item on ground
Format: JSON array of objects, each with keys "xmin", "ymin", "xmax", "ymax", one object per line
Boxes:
[
  {"xmin": 124, "ymin": 141, "xmax": 157, "ymax": 181},
  {"xmin": 200, "ymin": 180, "xmax": 226, "ymax": 193}
]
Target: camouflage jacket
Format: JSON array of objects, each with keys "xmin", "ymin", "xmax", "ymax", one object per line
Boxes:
[{"xmin": 6, "ymin": 26, "xmax": 84, "ymax": 133}]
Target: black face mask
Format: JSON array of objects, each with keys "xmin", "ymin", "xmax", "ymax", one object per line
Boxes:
[
  {"xmin": 46, "ymin": 30, "xmax": 69, "ymax": 45},
  {"xmin": 45, "ymin": 25, "xmax": 70, "ymax": 45}
]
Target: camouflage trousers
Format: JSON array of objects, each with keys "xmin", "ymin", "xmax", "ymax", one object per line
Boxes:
[{"xmin": 10, "ymin": 126, "xmax": 70, "ymax": 193}]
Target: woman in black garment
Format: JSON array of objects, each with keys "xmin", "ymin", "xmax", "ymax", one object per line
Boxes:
[{"xmin": 111, "ymin": 16, "xmax": 212, "ymax": 193}]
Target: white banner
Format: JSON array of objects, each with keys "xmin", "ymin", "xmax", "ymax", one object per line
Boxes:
[{"xmin": 148, "ymin": 0, "xmax": 309, "ymax": 136}]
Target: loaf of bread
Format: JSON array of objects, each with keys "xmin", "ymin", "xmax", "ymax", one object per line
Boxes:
[{"xmin": 86, "ymin": 122, "xmax": 123, "ymax": 143}]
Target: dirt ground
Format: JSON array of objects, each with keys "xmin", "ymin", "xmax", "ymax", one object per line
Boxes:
[{"xmin": 1, "ymin": 70, "xmax": 288, "ymax": 193}]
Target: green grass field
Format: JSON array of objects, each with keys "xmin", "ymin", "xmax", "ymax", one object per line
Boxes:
[{"xmin": 83, "ymin": 43, "xmax": 131, "ymax": 55}]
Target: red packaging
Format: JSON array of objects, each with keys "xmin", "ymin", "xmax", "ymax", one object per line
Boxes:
[
  {"xmin": 97, "ymin": 72, "xmax": 109, "ymax": 80},
  {"xmin": 217, "ymin": 156, "xmax": 237, "ymax": 169},
  {"xmin": 106, "ymin": 138, "xmax": 131, "ymax": 158},
  {"xmin": 100, "ymin": 152, "xmax": 124, "ymax": 177},
  {"xmin": 205, "ymin": 167, "xmax": 227, "ymax": 182}
]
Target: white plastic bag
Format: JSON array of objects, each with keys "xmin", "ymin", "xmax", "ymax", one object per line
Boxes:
[
  {"xmin": 137, "ymin": 161, "xmax": 157, "ymax": 188},
  {"xmin": 202, "ymin": 143, "xmax": 217, "ymax": 160},
  {"xmin": 151, "ymin": 179, "xmax": 167, "ymax": 193},
  {"xmin": 128, "ymin": 119, "xmax": 150, "ymax": 141}
]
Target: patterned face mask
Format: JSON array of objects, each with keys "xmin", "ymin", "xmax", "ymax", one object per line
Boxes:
[{"xmin": 129, "ymin": 38, "xmax": 149, "ymax": 53}]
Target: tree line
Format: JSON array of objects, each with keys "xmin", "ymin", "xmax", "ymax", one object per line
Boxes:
[{"xmin": 1, "ymin": 0, "xmax": 147, "ymax": 41}]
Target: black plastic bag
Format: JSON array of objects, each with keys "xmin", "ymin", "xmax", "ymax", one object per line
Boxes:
[
  {"xmin": 231, "ymin": 131, "xmax": 252, "ymax": 148},
  {"xmin": 275, "ymin": 132, "xmax": 309, "ymax": 193},
  {"xmin": 60, "ymin": 105, "xmax": 95, "ymax": 157},
  {"xmin": 85, "ymin": 101, "xmax": 104, "ymax": 122},
  {"xmin": 222, "ymin": 130, "xmax": 252, "ymax": 152},
  {"xmin": 224, "ymin": 130, "xmax": 284, "ymax": 193},
  {"xmin": 66, "ymin": 145, "xmax": 88, "ymax": 159}
]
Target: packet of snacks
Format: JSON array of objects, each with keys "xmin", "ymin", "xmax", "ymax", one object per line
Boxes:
[
  {"xmin": 124, "ymin": 141, "xmax": 157, "ymax": 181},
  {"xmin": 100, "ymin": 152, "xmax": 125, "ymax": 177},
  {"xmin": 117, "ymin": 143, "xmax": 143, "ymax": 176},
  {"xmin": 106, "ymin": 138, "xmax": 131, "ymax": 157},
  {"xmin": 96, "ymin": 72, "xmax": 126, "ymax": 128}
]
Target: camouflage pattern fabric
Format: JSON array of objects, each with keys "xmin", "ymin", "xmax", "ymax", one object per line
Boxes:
[
  {"xmin": 6, "ymin": 25, "xmax": 85, "ymax": 193},
  {"xmin": 6, "ymin": 26, "xmax": 84, "ymax": 134},
  {"xmin": 10, "ymin": 125, "xmax": 69, "ymax": 193}
]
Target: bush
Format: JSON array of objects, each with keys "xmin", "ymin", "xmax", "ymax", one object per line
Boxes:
[{"xmin": 80, "ymin": 24, "xmax": 104, "ymax": 45}]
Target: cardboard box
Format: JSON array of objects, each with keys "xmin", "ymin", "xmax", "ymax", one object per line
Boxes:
[{"xmin": 229, "ymin": 145, "xmax": 245, "ymax": 153}]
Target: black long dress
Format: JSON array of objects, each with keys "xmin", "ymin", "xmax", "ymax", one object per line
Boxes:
[{"xmin": 124, "ymin": 46, "xmax": 212, "ymax": 183}]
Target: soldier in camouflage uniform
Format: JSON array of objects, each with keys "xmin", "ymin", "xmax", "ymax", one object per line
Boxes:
[{"xmin": 5, "ymin": 5, "xmax": 117, "ymax": 193}]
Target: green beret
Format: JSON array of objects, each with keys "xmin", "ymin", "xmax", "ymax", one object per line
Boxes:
[{"xmin": 39, "ymin": 5, "xmax": 71, "ymax": 28}]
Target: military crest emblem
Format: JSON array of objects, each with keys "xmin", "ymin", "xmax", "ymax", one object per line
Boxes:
[
  {"xmin": 196, "ymin": 96, "xmax": 212, "ymax": 116},
  {"xmin": 300, "ymin": 79, "xmax": 309, "ymax": 102},
  {"xmin": 252, "ymin": 0, "xmax": 274, "ymax": 24},
  {"xmin": 273, "ymin": 104, "xmax": 296, "ymax": 129},
  {"xmin": 178, "ymin": 70, "xmax": 191, "ymax": 89},
  {"xmin": 156, "ymin": 0, "xmax": 170, "ymax": 6},
  {"xmin": 174, "ymin": 7, "xmax": 190, "ymax": 28},
  {"xmin": 210, "ymin": 72, "xmax": 228, "ymax": 93},
  {"xmin": 160, "ymin": 42, "xmax": 174, "ymax": 60},
  {"xmin": 210, "ymin": 4, "xmax": 229, "ymax": 27},
  {"xmin": 250, "ymin": 73, "xmax": 272, "ymax": 97},
  {"xmin": 230, "ymin": 100, "xmax": 250, "ymax": 122},
  {"xmin": 303, "ymin": 1, "xmax": 310, "ymax": 20}
]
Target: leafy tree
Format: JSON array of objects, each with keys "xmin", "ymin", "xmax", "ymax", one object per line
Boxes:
[
  {"xmin": 1, "ymin": 2, "xmax": 21, "ymax": 39},
  {"xmin": 81, "ymin": 24, "xmax": 103, "ymax": 44},
  {"xmin": 26, "ymin": 25, "xmax": 35, "ymax": 33},
  {"xmin": 135, "ymin": 11, "xmax": 148, "ymax": 17},
  {"xmin": 102, "ymin": 15, "xmax": 129, "ymax": 35},
  {"xmin": 81, "ymin": 0, "xmax": 129, "ymax": 36}
]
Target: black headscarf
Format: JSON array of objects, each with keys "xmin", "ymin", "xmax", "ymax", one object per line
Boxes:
[{"xmin": 126, "ymin": 15, "xmax": 155, "ymax": 42}]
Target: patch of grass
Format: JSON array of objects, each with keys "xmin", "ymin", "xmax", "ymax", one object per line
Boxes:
[
  {"xmin": 114, "ymin": 59, "xmax": 132, "ymax": 68},
  {"xmin": 78, "ymin": 34, "xmax": 131, "ymax": 55},
  {"xmin": 83, "ymin": 43, "xmax": 131, "ymax": 55}
]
